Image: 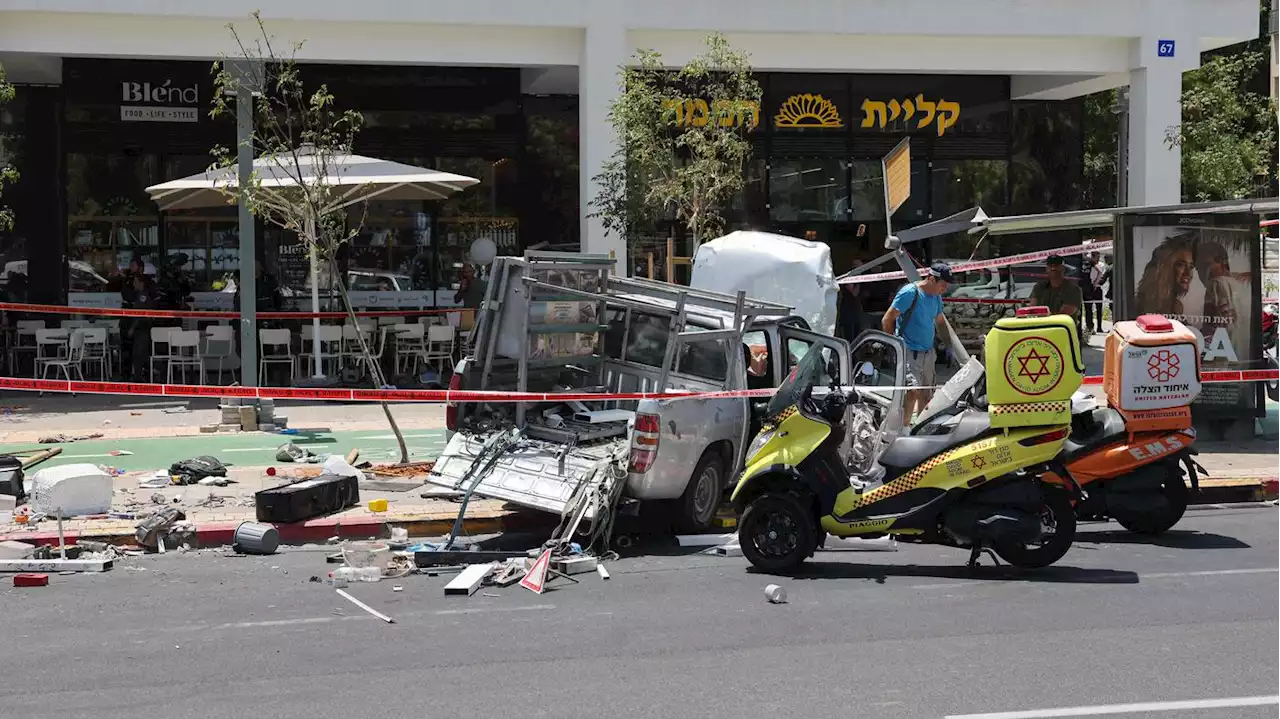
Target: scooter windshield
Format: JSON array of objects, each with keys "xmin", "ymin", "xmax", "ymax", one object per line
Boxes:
[{"xmin": 767, "ymin": 345, "xmax": 828, "ymax": 418}]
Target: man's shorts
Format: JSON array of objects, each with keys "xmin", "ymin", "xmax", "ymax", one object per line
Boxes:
[{"xmin": 905, "ymin": 347, "xmax": 937, "ymax": 390}]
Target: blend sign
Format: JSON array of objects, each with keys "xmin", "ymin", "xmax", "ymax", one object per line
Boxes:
[
  {"xmin": 120, "ymin": 79, "xmax": 200, "ymax": 123},
  {"xmin": 1118, "ymin": 344, "xmax": 1202, "ymax": 409}
]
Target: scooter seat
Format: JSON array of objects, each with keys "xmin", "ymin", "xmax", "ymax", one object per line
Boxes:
[
  {"xmin": 1061, "ymin": 407, "xmax": 1127, "ymax": 462},
  {"xmin": 878, "ymin": 410, "xmax": 995, "ymax": 480}
]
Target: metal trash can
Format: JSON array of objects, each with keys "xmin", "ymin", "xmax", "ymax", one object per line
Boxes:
[{"xmin": 233, "ymin": 521, "xmax": 280, "ymax": 555}]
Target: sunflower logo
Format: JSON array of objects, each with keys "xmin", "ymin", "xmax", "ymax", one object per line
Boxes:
[{"xmin": 774, "ymin": 93, "xmax": 843, "ymax": 128}]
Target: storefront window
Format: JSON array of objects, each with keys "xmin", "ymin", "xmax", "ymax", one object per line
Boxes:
[
  {"xmin": 0, "ymin": 89, "xmax": 27, "ymax": 296},
  {"xmin": 848, "ymin": 161, "xmax": 885, "ymax": 221},
  {"xmin": 769, "ymin": 159, "xmax": 848, "ymax": 222},
  {"xmin": 524, "ymin": 97, "xmax": 579, "ymax": 249},
  {"xmin": 932, "ymin": 159, "xmax": 1009, "ymax": 218},
  {"xmin": 65, "ymin": 152, "xmax": 161, "ymax": 294}
]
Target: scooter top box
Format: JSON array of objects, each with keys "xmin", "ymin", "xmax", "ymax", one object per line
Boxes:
[
  {"xmin": 984, "ymin": 311, "xmax": 1084, "ymax": 428},
  {"xmin": 1104, "ymin": 314, "xmax": 1202, "ymax": 414}
]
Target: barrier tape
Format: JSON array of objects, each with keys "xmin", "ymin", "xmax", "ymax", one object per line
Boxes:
[
  {"xmin": 837, "ymin": 240, "xmax": 1114, "ymax": 286},
  {"xmin": 0, "ymin": 302, "xmax": 461, "ymax": 321},
  {"xmin": 0, "ymin": 369, "xmax": 1273, "ymax": 404}
]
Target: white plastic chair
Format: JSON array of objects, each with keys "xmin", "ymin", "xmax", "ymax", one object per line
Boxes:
[
  {"xmin": 341, "ymin": 324, "xmax": 376, "ymax": 367},
  {"xmin": 61, "ymin": 320, "xmax": 91, "ymax": 331},
  {"xmin": 392, "ymin": 323, "xmax": 426, "ymax": 375},
  {"xmin": 77, "ymin": 327, "xmax": 110, "ymax": 379},
  {"xmin": 259, "ymin": 328, "xmax": 295, "ymax": 386},
  {"xmin": 204, "ymin": 325, "xmax": 238, "ymax": 384},
  {"xmin": 43, "ymin": 331, "xmax": 86, "ymax": 383},
  {"xmin": 423, "ymin": 324, "xmax": 456, "ymax": 374},
  {"xmin": 96, "ymin": 320, "xmax": 123, "ymax": 374},
  {"xmin": 149, "ymin": 326, "xmax": 179, "ymax": 383},
  {"xmin": 11, "ymin": 320, "xmax": 45, "ymax": 375},
  {"xmin": 33, "ymin": 328, "xmax": 70, "ymax": 379},
  {"xmin": 166, "ymin": 329, "xmax": 204, "ymax": 385}
]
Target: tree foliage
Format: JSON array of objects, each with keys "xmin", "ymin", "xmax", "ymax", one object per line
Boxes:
[
  {"xmin": 1166, "ymin": 44, "xmax": 1277, "ymax": 202},
  {"xmin": 591, "ymin": 33, "xmax": 761, "ymax": 248},
  {"xmin": 209, "ymin": 12, "xmax": 411, "ymax": 462},
  {"xmin": 0, "ymin": 63, "xmax": 16, "ymax": 232}
]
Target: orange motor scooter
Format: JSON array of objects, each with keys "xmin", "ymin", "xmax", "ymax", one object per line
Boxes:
[{"xmin": 1048, "ymin": 315, "xmax": 1207, "ymax": 534}]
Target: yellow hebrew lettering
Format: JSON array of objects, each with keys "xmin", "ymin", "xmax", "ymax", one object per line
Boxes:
[
  {"xmin": 661, "ymin": 98, "xmax": 683, "ymax": 126},
  {"xmin": 915, "ymin": 94, "xmax": 936, "ymax": 130},
  {"xmin": 888, "ymin": 99, "xmax": 902, "ymax": 122},
  {"xmin": 936, "ymin": 99, "xmax": 960, "ymax": 136},
  {"xmin": 902, "ymin": 98, "xmax": 916, "ymax": 122},
  {"xmin": 859, "ymin": 98, "xmax": 887, "ymax": 129},
  {"xmin": 690, "ymin": 98, "xmax": 711, "ymax": 127}
]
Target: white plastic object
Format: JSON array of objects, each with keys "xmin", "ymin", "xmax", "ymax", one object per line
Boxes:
[
  {"xmin": 690, "ymin": 231, "xmax": 836, "ymax": 335},
  {"xmin": 29, "ymin": 464, "xmax": 113, "ymax": 517},
  {"xmin": 322, "ymin": 455, "xmax": 363, "ymax": 479},
  {"xmin": 764, "ymin": 584, "xmax": 788, "ymax": 604}
]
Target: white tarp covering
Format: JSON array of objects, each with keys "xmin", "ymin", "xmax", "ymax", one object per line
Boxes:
[{"xmin": 690, "ymin": 231, "xmax": 837, "ymax": 335}]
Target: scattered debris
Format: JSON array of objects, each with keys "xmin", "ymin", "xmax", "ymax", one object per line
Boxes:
[
  {"xmin": 335, "ymin": 588, "xmax": 394, "ymax": 623},
  {"xmin": 169, "ymin": 456, "xmax": 228, "ymax": 486},
  {"xmin": 553, "ymin": 555, "xmax": 598, "ymax": 575},
  {"xmin": 445, "ymin": 562, "xmax": 496, "ymax": 596},
  {"xmin": 255, "ymin": 472, "xmax": 359, "ymax": 523},
  {"xmin": 520, "ymin": 549, "xmax": 553, "ymax": 594},
  {"xmin": 481, "ymin": 592, "xmax": 500, "ymax": 598},
  {"xmin": 232, "ymin": 522, "xmax": 280, "ymax": 555},
  {"xmin": 392, "ymin": 585, "xmax": 403, "ymax": 592},
  {"xmin": 368, "ymin": 498, "xmax": 388, "ymax": 513},
  {"xmin": 134, "ymin": 507, "xmax": 186, "ymax": 549},
  {"xmin": 596, "ymin": 564, "xmax": 610, "ymax": 580},
  {"xmin": 29, "ymin": 464, "xmax": 113, "ymax": 517},
  {"xmin": 372, "ymin": 461, "xmax": 436, "ymax": 478},
  {"xmin": 37, "ymin": 432, "xmax": 104, "ymax": 444},
  {"xmin": 0, "ymin": 540, "xmax": 35, "ymax": 560},
  {"xmin": 764, "ymin": 584, "xmax": 787, "ymax": 604},
  {"xmin": 276, "ymin": 442, "xmax": 318, "ymax": 463},
  {"xmin": 676, "ymin": 533, "xmax": 736, "ymax": 548},
  {"xmin": 13, "ymin": 573, "xmax": 48, "ymax": 587}
]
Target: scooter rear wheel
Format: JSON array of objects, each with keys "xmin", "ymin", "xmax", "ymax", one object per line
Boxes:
[
  {"xmin": 993, "ymin": 489, "xmax": 1076, "ymax": 569},
  {"xmin": 739, "ymin": 492, "xmax": 816, "ymax": 573},
  {"xmin": 1114, "ymin": 462, "xmax": 1189, "ymax": 535}
]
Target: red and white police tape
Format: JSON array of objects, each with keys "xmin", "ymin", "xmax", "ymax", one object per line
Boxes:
[
  {"xmin": 0, "ymin": 369, "xmax": 1273, "ymax": 403},
  {"xmin": 0, "ymin": 302, "xmax": 460, "ymax": 321},
  {"xmin": 836, "ymin": 240, "xmax": 1114, "ymax": 286}
]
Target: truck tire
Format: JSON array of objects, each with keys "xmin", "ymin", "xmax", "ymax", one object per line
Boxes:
[{"xmin": 674, "ymin": 452, "xmax": 726, "ymax": 534}]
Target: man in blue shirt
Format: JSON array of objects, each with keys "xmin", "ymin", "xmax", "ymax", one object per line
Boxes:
[{"xmin": 881, "ymin": 262, "xmax": 952, "ymax": 421}]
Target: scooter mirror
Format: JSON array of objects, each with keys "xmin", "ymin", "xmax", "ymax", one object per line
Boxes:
[{"xmin": 857, "ymin": 361, "xmax": 877, "ymax": 383}]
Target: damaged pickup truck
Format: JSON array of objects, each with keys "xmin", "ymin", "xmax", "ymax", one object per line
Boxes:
[{"xmin": 426, "ymin": 251, "xmax": 909, "ymax": 532}]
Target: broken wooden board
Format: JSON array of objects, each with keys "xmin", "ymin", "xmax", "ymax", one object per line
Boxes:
[{"xmin": 444, "ymin": 563, "xmax": 496, "ymax": 596}]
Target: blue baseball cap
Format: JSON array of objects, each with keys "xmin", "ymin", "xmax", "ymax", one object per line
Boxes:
[{"xmin": 930, "ymin": 261, "xmax": 953, "ymax": 283}]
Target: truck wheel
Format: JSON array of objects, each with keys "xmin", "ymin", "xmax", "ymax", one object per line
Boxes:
[
  {"xmin": 1115, "ymin": 462, "xmax": 1189, "ymax": 535},
  {"xmin": 674, "ymin": 452, "xmax": 725, "ymax": 534},
  {"xmin": 739, "ymin": 492, "xmax": 816, "ymax": 573}
]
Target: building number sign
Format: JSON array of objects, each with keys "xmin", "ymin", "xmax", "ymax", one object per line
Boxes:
[{"xmin": 1157, "ymin": 39, "xmax": 1176, "ymax": 58}]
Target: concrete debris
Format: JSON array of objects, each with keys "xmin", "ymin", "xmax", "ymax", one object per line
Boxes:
[
  {"xmin": 29, "ymin": 464, "xmax": 113, "ymax": 517},
  {"xmin": 0, "ymin": 539, "xmax": 35, "ymax": 560},
  {"xmin": 553, "ymin": 555, "xmax": 598, "ymax": 575},
  {"xmin": 37, "ymin": 432, "xmax": 103, "ymax": 444},
  {"xmin": 764, "ymin": 584, "xmax": 787, "ymax": 604}
]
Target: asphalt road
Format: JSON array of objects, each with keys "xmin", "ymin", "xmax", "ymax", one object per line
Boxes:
[{"xmin": 4, "ymin": 505, "xmax": 1277, "ymax": 719}]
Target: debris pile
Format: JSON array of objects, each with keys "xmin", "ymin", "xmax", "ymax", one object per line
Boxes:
[{"xmin": 201, "ymin": 397, "xmax": 288, "ymax": 434}]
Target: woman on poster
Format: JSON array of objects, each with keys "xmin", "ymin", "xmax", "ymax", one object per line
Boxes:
[
  {"xmin": 1196, "ymin": 241, "xmax": 1251, "ymax": 359},
  {"xmin": 1134, "ymin": 232, "xmax": 1197, "ymax": 318}
]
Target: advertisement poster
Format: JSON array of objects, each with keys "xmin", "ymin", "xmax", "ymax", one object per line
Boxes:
[{"xmin": 1117, "ymin": 214, "xmax": 1261, "ymax": 414}]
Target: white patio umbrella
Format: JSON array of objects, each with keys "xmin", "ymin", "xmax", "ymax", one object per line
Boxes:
[{"xmin": 146, "ymin": 146, "xmax": 479, "ymax": 379}]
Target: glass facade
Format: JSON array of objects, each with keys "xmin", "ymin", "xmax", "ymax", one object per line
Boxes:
[{"xmin": 5, "ymin": 60, "xmax": 1082, "ymax": 308}]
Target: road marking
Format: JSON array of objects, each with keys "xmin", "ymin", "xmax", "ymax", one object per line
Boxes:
[
  {"xmin": 193, "ymin": 603, "xmax": 556, "ymax": 631},
  {"xmin": 1140, "ymin": 567, "xmax": 1278, "ymax": 579},
  {"xmin": 945, "ymin": 695, "xmax": 1279, "ymax": 718}
]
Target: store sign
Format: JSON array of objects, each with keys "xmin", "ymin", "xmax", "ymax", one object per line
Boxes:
[
  {"xmin": 120, "ymin": 79, "xmax": 200, "ymax": 123},
  {"xmin": 859, "ymin": 95, "xmax": 960, "ymax": 137},
  {"xmin": 773, "ymin": 93, "xmax": 843, "ymax": 129},
  {"xmin": 662, "ymin": 98, "xmax": 760, "ymax": 129}
]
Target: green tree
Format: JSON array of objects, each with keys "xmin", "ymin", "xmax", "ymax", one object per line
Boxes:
[
  {"xmin": 209, "ymin": 12, "xmax": 412, "ymax": 463},
  {"xmin": 591, "ymin": 33, "xmax": 761, "ymax": 250},
  {"xmin": 0, "ymin": 63, "xmax": 17, "ymax": 232}
]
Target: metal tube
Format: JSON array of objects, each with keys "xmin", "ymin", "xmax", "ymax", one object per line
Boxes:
[{"xmin": 237, "ymin": 84, "xmax": 258, "ymax": 386}]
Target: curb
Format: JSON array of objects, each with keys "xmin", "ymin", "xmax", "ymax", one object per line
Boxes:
[{"xmin": 1191, "ymin": 478, "xmax": 1278, "ymax": 504}]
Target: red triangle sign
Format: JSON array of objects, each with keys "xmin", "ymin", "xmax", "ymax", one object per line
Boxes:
[{"xmin": 520, "ymin": 548, "xmax": 553, "ymax": 594}]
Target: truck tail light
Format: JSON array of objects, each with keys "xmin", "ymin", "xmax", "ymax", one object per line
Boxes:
[{"xmin": 629, "ymin": 412, "xmax": 661, "ymax": 474}]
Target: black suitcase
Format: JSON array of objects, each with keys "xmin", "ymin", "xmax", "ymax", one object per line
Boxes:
[
  {"xmin": 254, "ymin": 473, "xmax": 360, "ymax": 524},
  {"xmin": 0, "ymin": 455, "xmax": 24, "ymax": 502}
]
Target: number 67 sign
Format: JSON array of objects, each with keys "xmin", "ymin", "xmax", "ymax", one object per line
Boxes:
[{"xmin": 1157, "ymin": 39, "xmax": 1176, "ymax": 58}]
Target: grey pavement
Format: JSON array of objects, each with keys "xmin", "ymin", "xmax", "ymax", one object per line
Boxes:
[{"xmin": 2, "ymin": 505, "xmax": 1276, "ymax": 718}]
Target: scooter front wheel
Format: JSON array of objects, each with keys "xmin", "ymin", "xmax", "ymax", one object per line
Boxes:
[
  {"xmin": 994, "ymin": 489, "xmax": 1076, "ymax": 569},
  {"xmin": 739, "ymin": 492, "xmax": 816, "ymax": 573}
]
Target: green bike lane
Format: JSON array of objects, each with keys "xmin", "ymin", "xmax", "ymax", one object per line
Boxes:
[{"xmin": 1, "ymin": 428, "xmax": 449, "ymax": 472}]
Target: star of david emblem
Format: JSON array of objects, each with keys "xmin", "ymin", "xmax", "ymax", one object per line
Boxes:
[
  {"xmin": 1015, "ymin": 348, "xmax": 1052, "ymax": 384},
  {"xmin": 970, "ymin": 455, "xmax": 987, "ymax": 470}
]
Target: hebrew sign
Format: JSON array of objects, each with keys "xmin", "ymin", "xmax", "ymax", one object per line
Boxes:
[
  {"xmin": 859, "ymin": 95, "xmax": 960, "ymax": 137},
  {"xmin": 662, "ymin": 98, "xmax": 760, "ymax": 129}
]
